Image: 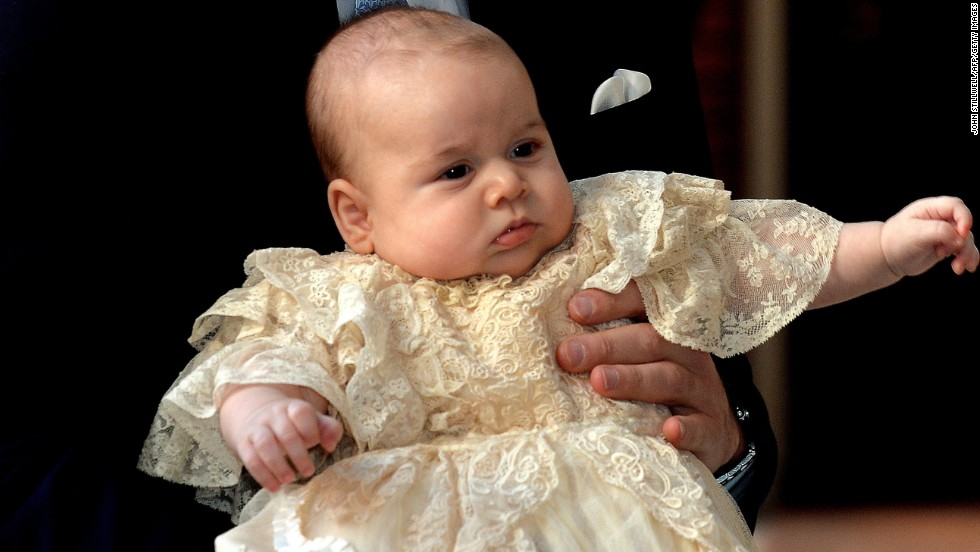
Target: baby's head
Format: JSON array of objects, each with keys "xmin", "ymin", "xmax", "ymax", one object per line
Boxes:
[{"xmin": 306, "ymin": 7, "xmax": 573, "ymax": 280}]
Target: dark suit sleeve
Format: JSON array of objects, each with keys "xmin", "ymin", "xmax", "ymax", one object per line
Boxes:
[{"xmin": 712, "ymin": 354, "xmax": 778, "ymax": 531}]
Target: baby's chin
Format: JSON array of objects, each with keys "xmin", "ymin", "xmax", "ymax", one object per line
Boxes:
[
  {"xmin": 410, "ymin": 244, "xmax": 554, "ymax": 282},
  {"xmin": 478, "ymin": 252, "xmax": 552, "ymax": 281}
]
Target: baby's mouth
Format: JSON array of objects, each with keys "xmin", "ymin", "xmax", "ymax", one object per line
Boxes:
[{"xmin": 495, "ymin": 221, "xmax": 536, "ymax": 247}]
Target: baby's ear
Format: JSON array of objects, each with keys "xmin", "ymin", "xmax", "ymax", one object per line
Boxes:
[{"xmin": 328, "ymin": 178, "xmax": 374, "ymax": 254}]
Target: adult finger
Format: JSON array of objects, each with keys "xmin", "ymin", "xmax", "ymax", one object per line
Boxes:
[
  {"xmin": 557, "ymin": 323, "xmax": 659, "ymax": 374},
  {"xmin": 662, "ymin": 411, "xmax": 742, "ymax": 473},
  {"xmin": 586, "ymin": 350, "xmax": 712, "ymax": 406},
  {"xmin": 566, "ymin": 283, "xmax": 646, "ymax": 326},
  {"xmin": 585, "ymin": 352, "xmax": 740, "ymax": 471}
]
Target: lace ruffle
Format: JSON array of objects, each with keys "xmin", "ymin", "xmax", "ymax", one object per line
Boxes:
[
  {"xmin": 573, "ymin": 171, "xmax": 841, "ymax": 357},
  {"xmin": 267, "ymin": 422, "xmax": 753, "ymax": 552}
]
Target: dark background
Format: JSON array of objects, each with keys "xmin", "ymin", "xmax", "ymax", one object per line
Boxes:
[
  {"xmin": 1, "ymin": 2, "xmax": 341, "ymax": 550},
  {"xmin": 2, "ymin": 1, "xmax": 977, "ymax": 550},
  {"xmin": 782, "ymin": 2, "xmax": 980, "ymax": 508}
]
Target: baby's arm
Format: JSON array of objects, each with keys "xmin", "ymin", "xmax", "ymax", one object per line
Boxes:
[
  {"xmin": 219, "ymin": 383, "xmax": 344, "ymax": 492},
  {"xmin": 812, "ymin": 196, "xmax": 978, "ymax": 309}
]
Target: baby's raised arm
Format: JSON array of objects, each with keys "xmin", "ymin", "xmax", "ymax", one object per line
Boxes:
[
  {"xmin": 219, "ymin": 384, "xmax": 344, "ymax": 492},
  {"xmin": 812, "ymin": 196, "xmax": 978, "ymax": 309}
]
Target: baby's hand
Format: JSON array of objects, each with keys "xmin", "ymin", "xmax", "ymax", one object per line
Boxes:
[
  {"xmin": 881, "ymin": 196, "xmax": 979, "ymax": 277},
  {"xmin": 232, "ymin": 397, "xmax": 344, "ymax": 492}
]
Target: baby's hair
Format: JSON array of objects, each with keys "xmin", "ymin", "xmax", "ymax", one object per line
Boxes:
[{"xmin": 306, "ymin": 6, "xmax": 519, "ymax": 182}]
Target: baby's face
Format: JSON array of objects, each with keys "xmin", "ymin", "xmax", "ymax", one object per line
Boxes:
[{"xmin": 345, "ymin": 51, "xmax": 574, "ymax": 280}]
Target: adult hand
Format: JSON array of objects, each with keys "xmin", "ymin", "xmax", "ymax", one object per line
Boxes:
[{"xmin": 556, "ymin": 282, "xmax": 744, "ymax": 472}]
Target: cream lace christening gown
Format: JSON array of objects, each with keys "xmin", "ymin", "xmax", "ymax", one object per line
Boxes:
[{"xmin": 139, "ymin": 171, "xmax": 842, "ymax": 552}]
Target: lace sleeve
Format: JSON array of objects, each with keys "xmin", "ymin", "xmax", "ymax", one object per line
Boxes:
[
  {"xmin": 137, "ymin": 279, "xmax": 345, "ymax": 481},
  {"xmin": 138, "ymin": 248, "xmax": 428, "ymax": 520},
  {"xmin": 575, "ymin": 171, "xmax": 842, "ymax": 357}
]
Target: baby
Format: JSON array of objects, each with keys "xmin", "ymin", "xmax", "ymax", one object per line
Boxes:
[{"xmin": 139, "ymin": 7, "xmax": 977, "ymax": 552}]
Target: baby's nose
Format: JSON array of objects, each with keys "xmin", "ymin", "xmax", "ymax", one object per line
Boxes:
[{"xmin": 484, "ymin": 165, "xmax": 528, "ymax": 206}]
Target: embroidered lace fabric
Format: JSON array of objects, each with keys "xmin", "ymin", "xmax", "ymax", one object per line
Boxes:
[{"xmin": 138, "ymin": 171, "xmax": 842, "ymax": 551}]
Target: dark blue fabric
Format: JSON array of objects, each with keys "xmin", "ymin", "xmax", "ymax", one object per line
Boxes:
[{"xmin": 353, "ymin": 0, "xmax": 409, "ymax": 19}]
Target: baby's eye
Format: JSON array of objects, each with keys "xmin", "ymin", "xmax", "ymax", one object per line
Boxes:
[
  {"xmin": 442, "ymin": 165, "xmax": 471, "ymax": 180},
  {"xmin": 511, "ymin": 142, "xmax": 536, "ymax": 159}
]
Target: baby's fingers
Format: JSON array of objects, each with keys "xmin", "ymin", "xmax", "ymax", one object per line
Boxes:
[
  {"xmin": 949, "ymin": 198, "xmax": 974, "ymax": 238},
  {"xmin": 278, "ymin": 402, "xmax": 326, "ymax": 479},
  {"xmin": 239, "ymin": 426, "xmax": 293, "ymax": 492},
  {"xmin": 318, "ymin": 414, "xmax": 344, "ymax": 452},
  {"xmin": 950, "ymin": 231, "xmax": 979, "ymax": 274},
  {"xmin": 909, "ymin": 196, "xmax": 972, "ymax": 231}
]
